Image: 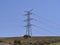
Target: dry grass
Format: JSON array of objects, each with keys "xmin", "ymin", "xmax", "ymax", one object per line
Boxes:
[
  {"xmin": 50, "ymin": 42, "xmax": 60, "ymax": 45},
  {"xmin": 0, "ymin": 43, "xmax": 12, "ymax": 45}
]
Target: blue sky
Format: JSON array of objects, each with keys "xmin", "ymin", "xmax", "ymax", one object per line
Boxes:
[{"xmin": 0, "ymin": 0, "xmax": 60, "ymax": 37}]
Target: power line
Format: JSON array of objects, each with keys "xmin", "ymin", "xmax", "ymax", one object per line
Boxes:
[
  {"xmin": 32, "ymin": 13, "xmax": 60, "ymax": 31},
  {"xmin": 34, "ymin": 18, "xmax": 60, "ymax": 31},
  {"xmin": 30, "ymin": 13, "xmax": 60, "ymax": 35},
  {"xmin": 33, "ymin": 25, "xmax": 59, "ymax": 35},
  {"xmin": 34, "ymin": 14, "xmax": 60, "ymax": 28}
]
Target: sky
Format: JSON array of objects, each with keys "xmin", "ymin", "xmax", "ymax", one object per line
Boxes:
[{"xmin": 0, "ymin": 0, "xmax": 60, "ymax": 37}]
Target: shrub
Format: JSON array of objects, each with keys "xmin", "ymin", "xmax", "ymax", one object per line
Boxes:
[
  {"xmin": 14, "ymin": 40, "xmax": 21, "ymax": 45},
  {"xmin": 23, "ymin": 35, "xmax": 31, "ymax": 39}
]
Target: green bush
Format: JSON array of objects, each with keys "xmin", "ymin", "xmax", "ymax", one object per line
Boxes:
[
  {"xmin": 23, "ymin": 35, "xmax": 31, "ymax": 39},
  {"xmin": 14, "ymin": 40, "xmax": 21, "ymax": 45}
]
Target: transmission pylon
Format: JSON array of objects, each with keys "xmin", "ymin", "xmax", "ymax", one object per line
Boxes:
[{"xmin": 24, "ymin": 9, "xmax": 33, "ymax": 36}]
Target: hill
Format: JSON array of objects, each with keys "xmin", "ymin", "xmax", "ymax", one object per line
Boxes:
[{"xmin": 0, "ymin": 36, "xmax": 60, "ymax": 45}]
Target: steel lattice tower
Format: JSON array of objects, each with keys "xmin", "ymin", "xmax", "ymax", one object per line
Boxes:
[{"xmin": 24, "ymin": 10, "xmax": 33, "ymax": 36}]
